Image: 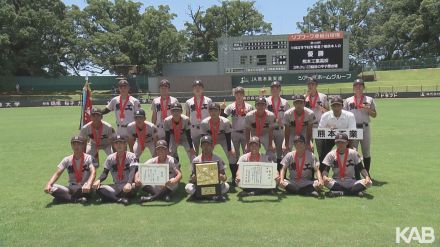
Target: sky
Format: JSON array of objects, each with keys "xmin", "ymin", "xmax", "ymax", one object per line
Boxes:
[{"xmin": 62, "ymin": 0, "xmax": 320, "ymax": 34}]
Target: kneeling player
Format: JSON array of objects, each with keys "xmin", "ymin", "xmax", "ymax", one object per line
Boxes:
[
  {"xmin": 322, "ymin": 133, "xmax": 372, "ymax": 197},
  {"xmin": 279, "ymin": 135, "xmax": 323, "ymax": 197},
  {"xmin": 185, "ymin": 135, "xmax": 229, "ymax": 201},
  {"xmin": 44, "ymin": 136, "xmax": 95, "ymax": 204},
  {"xmin": 236, "ymin": 136, "xmax": 278, "ymax": 197},
  {"xmin": 136, "ymin": 140, "xmax": 182, "ymax": 203},
  {"xmin": 93, "ymin": 135, "xmax": 138, "ymax": 205}
]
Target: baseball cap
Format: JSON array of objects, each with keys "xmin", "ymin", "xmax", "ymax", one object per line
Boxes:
[
  {"xmin": 234, "ymin": 86, "xmax": 245, "ymax": 94},
  {"xmin": 208, "ymin": 102, "xmax": 220, "ymax": 110},
  {"xmin": 156, "ymin": 140, "xmax": 168, "ymax": 148},
  {"xmin": 292, "ymin": 94, "xmax": 306, "ymax": 103},
  {"xmin": 330, "ymin": 96, "xmax": 343, "ymax": 105},
  {"xmin": 335, "ymin": 133, "xmax": 349, "ymax": 143},
  {"xmin": 249, "ymin": 136, "xmax": 260, "ymax": 144},
  {"xmin": 134, "ymin": 109, "xmax": 146, "ymax": 117},
  {"xmin": 293, "ymin": 135, "xmax": 305, "ymax": 143},
  {"xmin": 193, "ymin": 80, "xmax": 204, "ymax": 87},
  {"xmin": 270, "ymin": 80, "xmax": 281, "ymax": 87},
  {"xmin": 255, "ymin": 97, "xmax": 267, "ymax": 105},
  {"xmin": 353, "ymin": 78, "xmax": 365, "ymax": 86},
  {"xmin": 160, "ymin": 79, "xmax": 170, "ymax": 88},
  {"xmin": 71, "ymin": 136, "xmax": 85, "ymax": 143},
  {"xmin": 118, "ymin": 79, "xmax": 129, "ymax": 86},
  {"xmin": 201, "ymin": 135, "xmax": 213, "ymax": 144},
  {"xmin": 113, "ymin": 135, "xmax": 126, "ymax": 143},
  {"xmin": 171, "ymin": 102, "xmax": 182, "ymax": 111},
  {"xmin": 306, "ymin": 77, "xmax": 318, "ymax": 84},
  {"xmin": 91, "ymin": 107, "xmax": 102, "ymax": 115}
]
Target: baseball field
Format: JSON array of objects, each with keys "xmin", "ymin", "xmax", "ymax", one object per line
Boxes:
[{"xmin": 0, "ymin": 97, "xmax": 439, "ymax": 246}]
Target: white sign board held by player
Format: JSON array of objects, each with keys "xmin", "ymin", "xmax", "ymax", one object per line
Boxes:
[
  {"xmin": 139, "ymin": 163, "xmax": 169, "ymax": 186},
  {"xmin": 238, "ymin": 162, "xmax": 277, "ymax": 189},
  {"xmin": 313, "ymin": 128, "xmax": 363, "ymax": 140}
]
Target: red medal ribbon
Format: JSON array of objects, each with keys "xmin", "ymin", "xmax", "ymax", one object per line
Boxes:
[
  {"xmin": 117, "ymin": 152, "xmax": 126, "ymax": 181},
  {"xmin": 201, "ymin": 154, "xmax": 212, "ymax": 162},
  {"xmin": 194, "ymin": 95, "xmax": 204, "ymax": 122},
  {"xmin": 160, "ymin": 96, "xmax": 170, "ymax": 120},
  {"xmin": 294, "ymin": 110, "xmax": 305, "ymax": 135},
  {"xmin": 271, "ymin": 96, "xmax": 281, "ymax": 121},
  {"xmin": 209, "ymin": 118, "xmax": 220, "ymax": 145},
  {"xmin": 336, "ymin": 149, "xmax": 349, "ymax": 179},
  {"xmin": 173, "ymin": 119, "xmax": 182, "ymax": 144},
  {"xmin": 248, "ymin": 153, "xmax": 260, "ymax": 162},
  {"xmin": 307, "ymin": 93, "xmax": 319, "ymax": 109},
  {"xmin": 135, "ymin": 123, "xmax": 147, "ymax": 151},
  {"xmin": 294, "ymin": 151, "xmax": 306, "ymax": 181},
  {"xmin": 91, "ymin": 123, "xmax": 103, "ymax": 160},
  {"xmin": 119, "ymin": 95, "xmax": 130, "ymax": 122},
  {"xmin": 235, "ymin": 101, "xmax": 246, "ymax": 116},
  {"xmin": 72, "ymin": 153, "xmax": 85, "ymax": 183},
  {"xmin": 354, "ymin": 95, "xmax": 364, "ymax": 109},
  {"xmin": 255, "ymin": 111, "xmax": 267, "ymax": 137}
]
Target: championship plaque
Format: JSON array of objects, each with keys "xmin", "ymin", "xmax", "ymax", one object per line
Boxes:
[
  {"xmin": 238, "ymin": 162, "xmax": 277, "ymax": 189},
  {"xmin": 138, "ymin": 163, "xmax": 169, "ymax": 186},
  {"xmin": 195, "ymin": 162, "xmax": 221, "ymax": 197}
]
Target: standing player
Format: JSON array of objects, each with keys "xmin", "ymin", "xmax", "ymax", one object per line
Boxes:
[
  {"xmin": 318, "ymin": 96, "xmax": 356, "ymax": 171},
  {"xmin": 279, "ymin": 135, "xmax": 323, "ymax": 197},
  {"xmin": 134, "ymin": 140, "xmax": 182, "ymax": 202},
  {"xmin": 101, "ymin": 79, "xmax": 141, "ymax": 137},
  {"xmin": 185, "ymin": 135, "xmax": 229, "ymax": 201},
  {"xmin": 185, "ymin": 80, "xmax": 212, "ymax": 155},
  {"xmin": 151, "ymin": 79, "xmax": 179, "ymax": 140},
  {"xmin": 266, "ymin": 81, "xmax": 290, "ymax": 171},
  {"xmin": 164, "ymin": 103, "xmax": 195, "ymax": 163},
  {"xmin": 127, "ymin": 109, "xmax": 157, "ymax": 160},
  {"xmin": 201, "ymin": 102, "xmax": 236, "ymax": 184},
  {"xmin": 283, "ymin": 95, "xmax": 315, "ymax": 154},
  {"xmin": 245, "ymin": 97, "xmax": 276, "ymax": 161},
  {"xmin": 304, "ymin": 77, "xmax": 329, "ymax": 160},
  {"xmin": 79, "ymin": 107, "xmax": 115, "ymax": 164},
  {"xmin": 221, "ymin": 86, "xmax": 254, "ymax": 183},
  {"xmin": 93, "ymin": 135, "xmax": 138, "ymax": 205},
  {"xmin": 322, "ymin": 133, "xmax": 372, "ymax": 197},
  {"xmin": 44, "ymin": 136, "xmax": 95, "ymax": 203},
  {"xmin": 343, "ymin": 79, "xmax": 377, "ymax": 176},
  {"xmin": 235, "ymin": 136, "xmax": 278, "ymax": 197}
]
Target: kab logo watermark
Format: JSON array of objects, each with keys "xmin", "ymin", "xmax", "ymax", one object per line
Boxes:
[{"xmin": 396, "ymin": 227, "xmax": 435, "ymax": 244}]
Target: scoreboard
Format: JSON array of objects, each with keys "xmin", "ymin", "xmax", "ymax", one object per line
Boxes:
[{"xmin": 217, "ymin": 31, "xmax": 349, "ymax": 75}]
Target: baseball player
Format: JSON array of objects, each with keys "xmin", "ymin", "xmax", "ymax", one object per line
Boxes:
[
  {"xmin": 236, "ymin": 136, "xmax": 278, "ymax": 197},
  {"xmin": 185, "ymin": 135, "xmax": 229, "ymax": 201},
  {"xmin": 318, "ymin": 95, "xmax": 356, "ymax": 171},
  {"xmin": 245, "ymin": 97, "xmax": 276, "ymax": 162},
  {"xmin": 279, "ymin": 135, "xmax": 323, "ymax": 197},
  {"xmin": 283, "ymin": 94, "xmax": 315, "ymax": 154},
  {"xmin": 304, "ymin": 77, "xmax": 329, "ymax": 160},
  {"xmin": 343, "ymin": 78, "xmax": 377, "ymax": 176},
  {"xmin": 93, "ymin": 135, "xmax": 138, "ymax": 205},
  {"xmin": 164, "ymin": 103, "xmax": 195, "ymax": 163},
  {"xmin": 127, "ymin": 109, "xmax": 157, "ymax": 160},
  {"xmin": 221, "ymin": 86, "xmax": 254, "ymax": 185},
  {"xmin": 322, "ymin": 133, "xmax": 372, "ymax": 197},
  {"xmin": 79, "ymin": 107, "xmax": 115, "ymax": 164},
  {"xmin": 151, "ymin": 79, "xmax": 179, "ymax": 140},
  {"xmin": 44, "ymin": 136, "xmax": 95, "ymax": 203},
  {"xmin": 101, "ymin": 79, "xmax": 141, "ymax": 137},
  {"xmin": 201, "ymin": 102, "xmax": 236, "ymax": 184},
  {"xmin": 185, "ymin": 80, "xmax": 212, "ymax": 155},
  {"xmin": 132, "ymin": 140, "xmax": 182, "ymax": 202},
  {"xmin": 266, "ymin": 81, "xmax": 290, "ymax": 171}
]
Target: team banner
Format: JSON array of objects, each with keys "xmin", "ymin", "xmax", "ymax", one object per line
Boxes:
[
  {"xmin": 138, "ymin": 163, "xmax": 169, "ymax": 186},
  {"xmin": 195, "ymin": 162, "xmax": 221, "ymax": 197},
  {"xmin": 238, "ymin": 162, "xmax": 278, "ymax": 189},
  {"xmin": 313, "ymin": 128, "xmax": 363, "ymax": 140}
]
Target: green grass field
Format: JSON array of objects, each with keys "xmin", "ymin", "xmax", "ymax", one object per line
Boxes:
[{"xmin": 0, "ymin": 98, "xmax": 439, "ymax": 246}]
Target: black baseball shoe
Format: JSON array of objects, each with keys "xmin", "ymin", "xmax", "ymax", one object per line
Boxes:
[{"xmin": 117, "ymin": 198, "xmax": 129, "ymax": 206}]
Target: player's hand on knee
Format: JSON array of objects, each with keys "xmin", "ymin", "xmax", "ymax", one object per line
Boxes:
[
  {"xmin": 123, "ymin": 183, "xmax": 132, "ymax": 193},
  {"xmin": 92, "ymin": 180, "xmax": 101, "ymax": 190},
  {"xmin": 82, "ymin": 183, "xmax": 91, "ymax": 193},
  {"xmin": 235, "ymin": 177, "xmax": 240, "ymax": 184},
  {"xmin": 282, "ymin": 145, "xmax": 289, "ymax": 155},
  {"xmin": 44, "ymin": 184, "xmax": 52, "ymax": 194},
  {"xmin": 279, "ymin": 180, "xmax": 288, "ymax": 188}
]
